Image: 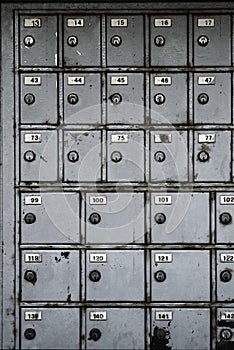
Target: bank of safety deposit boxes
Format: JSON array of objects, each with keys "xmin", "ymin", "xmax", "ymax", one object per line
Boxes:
[{"xmin": 2, "ymin": 4, "xmax": 234, "ymax": 350}]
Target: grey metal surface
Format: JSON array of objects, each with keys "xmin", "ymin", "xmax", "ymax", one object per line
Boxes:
[
  {"xmin": 150, "ymin": 192, "xmax": 210, "ymax": 243},
  {"xmin": 86, "ymin": 308, "xmax": 145, "ymax": 349},
  {"xmin": 151, "ymin": 250, "xmax": 210, "ymax": 301},
  {"xmin": 106, "ymin": 15, "xmax": 144, "ymax": 67},
  {"xmin": 21, "ymin": 249, "xmax": 80, "ymax": 301},
  {"xmin": 1, "ymin": 2, "xmax": 234, "ymax": 350},
  {"xmin": 85, "ymin": 192, "xmax": 145, "ymax": 244},
  {"xmin": 20, "ymin": 73, "xmax": 58, "ymax": 124},
  {"xmin": 151, "ymin": 308, "xmax": 210, "ymax": 349},
  {"xmin": 21, "ymin": 307, "xmax": 80, "ymax": 349},
  {"xmin": 86, "ymin": 250, "xmax": 145, "ymax": 301}
]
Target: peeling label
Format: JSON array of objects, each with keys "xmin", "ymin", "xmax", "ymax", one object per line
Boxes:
[
  {"xmin": 111, "ymin": 134, "xmax": 129, "ymax": 143},
  {"xmin": 198, "ymin": 134, "xmax": 216, "ymax": 143},
  {"xmin": 154, "ymin": 134, "xmax": 172, "ymax": 143},
  {"xmin": 24, "ymin": 18, "xmax": 41, "ymax": 27}
]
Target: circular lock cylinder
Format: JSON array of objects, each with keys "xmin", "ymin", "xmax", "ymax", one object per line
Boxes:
[
  {"xmin": 220, "ymin": 270, "xmax": 232, "ymax": 283},
  {"xmin": 219, "ymin": 212, "xmax": 232, "ymax": 225},
  {"xmin": 154, "ymin": 93, "xmax": 166, "ymax": 105},
  {"xmin": 24, "ymin": 270, "xmax": 37, "ymax": 284},
  {"xmin": 89, "ymin": 328, "xmax": 102, "ymax": 341},
  {"xmin": 111, "ymin": 151, "xmax": 123, "ymax": 163},
  {"xmin": 198, "ymin": 93, "xmax": 209, "ymax": 105},
  {"xmin": 67, "ymin": 35, "xmax": 78, "ymax": 47},
  {"xmin": 110, "ymin": 93, "xmax": 122, "ymax": 105},
  {"xmin": 197, "ymin": 35, "xmax": 209, "ymax": 47},
  {"xmin": 24, "ymin": 150, "xmax": 36, "ymax": 162},
  {"xmin": 24, "ymin": 328, "xmax": 36, "ymax": 340},
  {"xmin": 155, "ymin": 213, "xmax": 166, "ymax": 224},
  {"xmin": 154, "ymin": 35, "xmax": 166, "ymax": 47},
  {"xmin": 154, "ymin": 328, "xmax": 166, "ymax": 340},
  {"xmin": 67, "ymin": 151, "xmax": 79, "ymax": 163},
  {"xmin": 110, "ymin": 35, "xmax": 122, "ymax": 47},
  {"xmin": 24, "ymin": 35, "xmax": 35, "ymax": 47},
  {"xmin": 220, "ymin": 329, "xmax": 232, "ymax": 341},
  {"xmin": 89, "ymin": 270, "xmax": 101, "ymax": 282},
  {"xmin": 67, "ymin": 93, "xmax": 79, "ymax": 105},
  {"xmin": 154, "ymin": 270, "xmax": 167, "ymax": 282},
  {"xmin": 89, "ymin": 212, "xmax": 101, "ymax": 225},
  {"xmin": 24, "ymin": 212, "xmax": 36, "ymax": 224},
  {"xmin": 24, "ymin": 93, "xmax": 35, "ymax": 105},
  {"xmin": 154, "ymin": 151, "xmax": 166, "ymax": 163},
  {"xmin": 198, "ymin": 151, "xmax": 209, "ymax": 162}
]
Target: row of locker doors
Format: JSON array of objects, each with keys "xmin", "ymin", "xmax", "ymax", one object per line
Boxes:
[
  {"xmin": 20, "ymin": 130, "xmax": 232, "ymax": 182},
  {"xmin": 20, "ymin": 307, "xmax": 232, "ymax": 349},
  {"xmin": 21, "ymin": 249, "xmax": 234, "ymax": 302},
  {"xmin": 19, "ymin": 15, "xmax": 232, "ymax": 67},
  {"xmin": 20, "ymin": 72, "xmax": 233, "ymax": 125},
  {"xmin": 20, "ymin": 191, "xmax": 234, "ymax": 244}
]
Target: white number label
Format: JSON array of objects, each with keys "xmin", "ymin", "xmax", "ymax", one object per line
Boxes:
[
  {"xmin": 89, "ymin": 196, "xmax": 107, "ymax": 205},
  {"xmin": 25, "ymin": 311, "xmax": 42, "ymax": 321},
  {"xmin": 25, "ymin": 195, "xmax": 42, "ymax": 205},
  {"xmin": 220, "ymin": 254, "xmax": 234, "ymax": 263},
  {"xmin": 90, "ymin": 312, "xmax": 107, "ymax": 321},
  {"xmin": 24, "ymin": 254, "xmax": 42, "ymax": 263},
  {"xmin": 155, "ymin": 196, "xmax": 172, "ymax": 205},
  {"xmin": 221, "ymin": 312, "xmax": 234, "ymax": 320},
  {"xmin": 67, "ymin": 18, "xmax": 84, "ymax": 27},
  {"xmin": 220, "ymin": 196, "xmax": 234, "ymax": 205},
  {"xmin": 24, "ymin": 134, "xmax": 42, "ymax": 143},
  {"xmin": 111, "ymin": 19, "xmax": 128, "ymax": 27},
  {"xmin": 111, "ymin": 76, "xmax": 128, "ymax": 85},
  {"xmin": 111, "ymin": 134, "xmax": 129, "ymax": 143},
  {"xmin": 156, "ymin": 312, "xmax": 173, "ymax": 321},
  {"xmin": 67, "ymin": 76, "xmax": 85, "ymax": 85},
  {"xmin": 154, "ymin": 19, "xmax": 172, "ymax": 27},
  {"xmin": 24, "ymin": 77, "xmax": 41, "ymax": 85},
  {"xmin": 89, "ymin": 254, "xmax": 107, "ymax": 263},
  {"xmin": 155, "ymin": 254, "xmax": 173, "ymax": 263},
  {"xmin": 198, "ymin": 18, "xmax": 215, "ymax": 27},
  {"xmin": 24, "ymin": 18, "xmax": 41, "ymax": 27},
  {"xmin": 198, "ymin": 77, "xmax": 215, "ymax": 85},
  {"xmin": 154, "ymin": 134, "xmax": 172, "ymax": 143},
  {"xmin": 154, "ymin": 77, "xmax": 172, "ymax": 86},
  {"xmin": 198, "ymin": 134, "xmax": 216, "ymax": 143}
]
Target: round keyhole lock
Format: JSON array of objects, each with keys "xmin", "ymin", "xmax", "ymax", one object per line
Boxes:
[
  {"xmin": 220, "ymin": 212, "xmax": 232, "ymax": 225},
  {"xmin": 67, "ymin": 35, "xmax": 78, "ymax": 47},
  {"xmin": 24, "ymin": 328, "xmax": 36, "ymax": 340},
  {"xmin": 220, "ymin": 329, "xmax": 232, "ymax": 341},
  {"xmin": 155, "ymin": 213, "xmax": 166, "ymax": 224},
  {"xmin": 110, "ymin": 35, "xmax": 122, "ymax": 47},
  {"xmin": 220, "ymin": 270, "xmax": 232, "ymax": 283},
  {"xmin": 89, "ymin": 270, "xmax": 101, "ymax": 282},
  {"xmin": 89, "ymin": 212, "xmax": 101, "ymax": 225},
  {"xmin": 154, "ymin": 270, "xmax": 167, "ymax": 282},
  {"xmin": 154, "ymin": 35, "xmax": 166, "ymax": 47},
  {"xmin": 198, "ymin": 93, "xmax": 209, "ymax": 105},
  {"xmin": 67, "ymin": 150, "xmax": 79, "ymax": 163},
  {"xmin": 154, "ymin": 93, "xmax": 166, "ymax": 105},
  {"xmin": 198, "ymin": 151, "xmax": 209, "ymax": 162},
  {"xmin": 154, "ymin": 328, "xmax": 166, "ymax": 340},
  {"xmin": 154, "ymin": 151, "xmax": 166, "ymax": 163},
  {"xmin": 111, "ymin": 151, "xmax": 123, "ymax": 163},
  {"xmin": 24, "ymin": 150, "xmax": 36, "ymax": 162},
  {"xmin": 24, "ymin": 35, "xmax": 35, "ymax": 47},
  {"xmin": 110, "ymin": 93, "xmax": 122, "ymax": 105},
  {"xmin": 67, "ymin": 93, "xmax": 79, "ymax": 105},
  {"xmin": 197, "ymin": 35, "xmax": 209, "ymax": 47},
  {"xmin": 89, "ymin": 328, "xmax": 102, "ymax": 341},
  {"xmin": 24, "ymin": 212, "xmax": 36, "ymax": 225},
  {"xmin": 24, "ymin": 270, "xmax": 37, "ymax": 284},
  {"xmin": 24, "ymin": 93, "xmax": 35, "ymax": 105}
]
